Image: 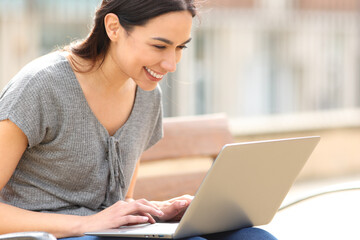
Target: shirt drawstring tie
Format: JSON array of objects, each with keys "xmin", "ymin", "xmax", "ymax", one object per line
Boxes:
[{"xmin": 104, "ymin": 136, "xmax": 125, "ymax": 205}]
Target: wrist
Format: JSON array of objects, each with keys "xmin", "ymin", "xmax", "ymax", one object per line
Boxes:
[
  {"xmin": 70, "ymin": 215, "xmax": 88, "ymax": 237},
  {"xmin": 50, "ymin": 215, "xmax": 86, "ymax": 238}
]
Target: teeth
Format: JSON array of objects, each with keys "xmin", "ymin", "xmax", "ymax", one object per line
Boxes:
[{"xmin": 145, "ymin": 67, "xmax": 164, "ymax": 79}]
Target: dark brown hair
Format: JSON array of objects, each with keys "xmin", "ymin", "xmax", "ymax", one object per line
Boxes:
[{"xmin": 67, "ymin": 0, "xmax": 197, "ymax": 72}]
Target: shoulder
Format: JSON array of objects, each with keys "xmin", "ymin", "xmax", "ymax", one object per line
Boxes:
[
  {"xmin": 12, "ymin": 51, "xmax": 71, "ymax": 88},
  {"xmin": 0, "ymin": 51, "xmax": 77, "ymax": 120},
  {"xmin": 1, "ymin": 51, "xmax": 74, "ymax": 101},
  {"xmin": 133, "ymin": 85, "xmax": 162, "ymax": 121},
  {"xmin": 136, "ymin": 85, "xmax": 162, "ymax": 112}
]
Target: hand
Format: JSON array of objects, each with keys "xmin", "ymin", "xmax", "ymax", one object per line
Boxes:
[
  {"xmin": 80, "ymin": 199, "xmax": 164, "ymax": 234},
  {"xmin": 152, "ymin": 195, "xmax": 193, "ymax": 222}
]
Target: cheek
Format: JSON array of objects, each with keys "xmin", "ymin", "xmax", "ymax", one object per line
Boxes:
[
  {"xmin": 131, "ymin": 45, "xmax": 155, "ymax": 65},
  {"xmin": 135, "ymin": 51, "xmax": 162, "ymax": 68},
  {"xmin": 118, "ymin": 41, "xmax": 162, "ymax": 70},
  {"xmin": 116, "ymin": 41, "xmax": 146, "ymax": 68}
]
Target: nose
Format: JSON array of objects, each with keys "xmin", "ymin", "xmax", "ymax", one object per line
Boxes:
[{"xmin": 160, "ymin": 51, "xmax": 178, "ymax": 73}]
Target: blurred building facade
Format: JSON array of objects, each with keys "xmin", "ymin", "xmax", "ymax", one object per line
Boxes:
[
  {"xmin": 0, "ymin": 0, "xmax": 359, "ymax": 130},
  {"xmin": 0, "ymin": 0, "xmax": 98, "ymax": 89}
]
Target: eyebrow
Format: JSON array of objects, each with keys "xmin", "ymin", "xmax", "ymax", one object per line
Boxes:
[{"xmin": 152, "ymin": 37, "xmax": 192, "ymax": 45}]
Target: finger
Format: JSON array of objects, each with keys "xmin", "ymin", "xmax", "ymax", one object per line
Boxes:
[
  {"xmin": 174, "ymin": 200, "xmax": 188, "ymax": 208},
  {"xmin": 143, "ymin": 212, "xmax": 156, "ymax": 224},
  {"xmin": 126, "ymin": 201, "xmax": 164, "ymax": 218},
  {"xmin": 168, "ymin": 195, "xmax": 193, "ymax": 203},
  {"xmin": 136, "ymin": 198, "xmax": 163, "ymax": 211},
  {"xmin": 117, "ymin": 215, "xmax": 150, "ymax": 226},
  {"xmin": 171, "ymin": 210, "xmax": 186, "ymax": 222},
  {"xmin": 125, "ymin": 213, "xmax": 156, "ymax": 225},
  {"xmin": 159, "ymin": 200, "xmax": 189, "ymax": 221}
]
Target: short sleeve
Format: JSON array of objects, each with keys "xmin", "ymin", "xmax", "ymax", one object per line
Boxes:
[
  {"xmin": 144, "ymin": 100, "xmax": 163, "ymax": 151},
  {"xmin": 144, "ymin": 86, "xmax": 164, "ymax": 151},
  {"xmin": 0, "ymin": 69, "xmax": 52, "ymax": 148}
]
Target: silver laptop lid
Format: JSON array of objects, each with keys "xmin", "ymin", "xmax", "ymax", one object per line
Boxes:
[{"xmin": 174, "ymin": 136, "xmax": 320, "ymax": 239}]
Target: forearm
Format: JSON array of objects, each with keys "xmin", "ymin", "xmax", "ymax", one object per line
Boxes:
[
  {"xmin": 125, "ymin": 160, "xmax": 140, "ymax": 201},
  {"xmin": 0, "ymin": 202, "xmax": 85, "ymax": 238}
]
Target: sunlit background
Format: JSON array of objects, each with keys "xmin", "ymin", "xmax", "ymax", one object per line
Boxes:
[{"xmin": 1, "ymin": 0, "xmax": 360, "ymax": 183}]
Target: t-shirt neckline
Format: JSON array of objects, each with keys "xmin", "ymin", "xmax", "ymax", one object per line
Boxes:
[{"xmin": 57, "ymin": 51, "xmax": 140, "ymax": 138}]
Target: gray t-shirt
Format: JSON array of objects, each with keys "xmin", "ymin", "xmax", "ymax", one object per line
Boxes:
[{"xmin": 0, "ymin": 52, "xmax": 163, "ymax": 216}]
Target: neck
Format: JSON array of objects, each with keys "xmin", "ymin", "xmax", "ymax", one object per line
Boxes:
[
  {"xmin": 67, "ymin": 52, "xmax": 133, "ymax": 94},
  {"xmin": 95, "ymin": 53, "xmax": 131, "ymax": 92}
]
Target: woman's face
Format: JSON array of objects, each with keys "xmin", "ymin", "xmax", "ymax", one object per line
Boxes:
[{"xmin": 108, "ymin": 11, "xmax": 193, "ymax": 91}]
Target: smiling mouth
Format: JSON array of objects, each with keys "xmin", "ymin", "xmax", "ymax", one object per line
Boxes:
[{"xmin": 145, "ymin": 67, "xmax": 164, "ymax": 79}]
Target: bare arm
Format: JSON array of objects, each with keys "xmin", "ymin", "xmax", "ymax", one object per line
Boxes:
[
  {"xmin": 125, "ymin": 160, "xmax": 140, "ymax": 201},
  {"xmin": 0, "ymin": 120, "xmax": 85, "ymax": 237},
  {"xmin": 0, "ymin": 120, "xmax": 28, "ymax": 189},
  {"xmin": 0, "ymin": 120, "xmax": 164, "ymax": 238}
]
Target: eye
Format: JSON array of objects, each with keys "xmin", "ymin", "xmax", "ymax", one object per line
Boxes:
[
  {"xmin": 153, "ymin": 45, "xmax": 166, "ymax": 49},
  {"xmin": 177, "ymin": 45, "xmax": 187, "ymax": 50}
]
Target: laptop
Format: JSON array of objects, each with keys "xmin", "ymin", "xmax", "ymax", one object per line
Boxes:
[{"xmin": 86, "ymin": 136, "xmax": 320, "ymax": 239}]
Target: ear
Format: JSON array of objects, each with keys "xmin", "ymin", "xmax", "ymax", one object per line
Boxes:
[{"xmin": 104, "ymin": 13, "xmax": 122, "ymax": 41}]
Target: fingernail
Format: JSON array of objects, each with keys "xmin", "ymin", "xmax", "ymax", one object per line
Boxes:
[
  {"xmin": 158, "ymin": 210, "xmax": 164, "ymax": 216},
  {"xmin": 143, "ymin": 216, "xmax": 149, "ymax": 221},
  {"xmin": 180, "ymin": 201, "xmax": 187, "ymax": 206}
]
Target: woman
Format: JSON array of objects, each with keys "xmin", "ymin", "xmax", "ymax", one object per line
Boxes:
[{"xmin": 0, "ymin": 0, "xmax": 277, "ymax": 239}]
